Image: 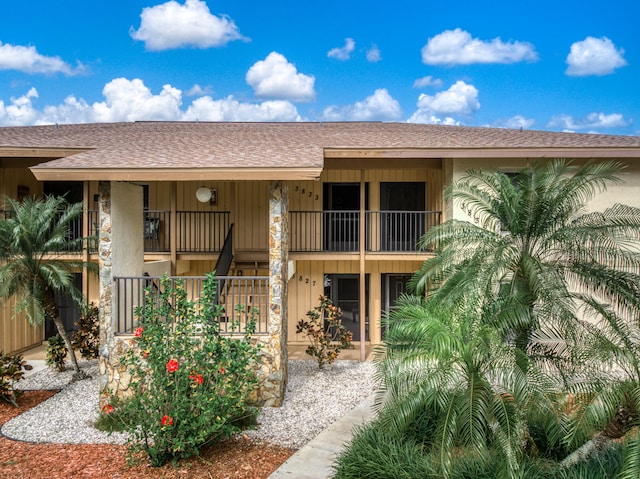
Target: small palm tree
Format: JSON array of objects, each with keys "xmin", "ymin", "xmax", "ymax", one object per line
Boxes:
[
  {"xmin": 0, "ymin": 195, "xmax": 96, "ymax": 379},
  {"xmin": 376, "ymin": 296, "xmax": 562, "ymax": 479}
]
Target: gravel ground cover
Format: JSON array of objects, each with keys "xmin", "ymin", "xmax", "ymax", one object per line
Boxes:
[{"xmin": 2, "ymin": 359, "xmax": 376, "ymax": 449}]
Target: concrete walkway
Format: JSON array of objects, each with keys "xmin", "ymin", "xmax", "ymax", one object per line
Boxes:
[{"xmin": 268, "ymin": 394, "xmax": 376, "ymax": 479}]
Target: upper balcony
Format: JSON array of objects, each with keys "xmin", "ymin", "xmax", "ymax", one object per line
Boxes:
[
  {"xmin": 289, "ymin": 210, "xmax": 441, "ymax": 254},
  {"xmin": 4, "ymin": 205, "xmax": 440, "ymax": 257},
  {"xmin": 87, "ymin": 210, "xmax": 231, "ymax": 254}
]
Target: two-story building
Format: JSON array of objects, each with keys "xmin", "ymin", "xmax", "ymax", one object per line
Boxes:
[{"xmin": 2, "ymin": 121, "xmax": 640, "ymax": 405}]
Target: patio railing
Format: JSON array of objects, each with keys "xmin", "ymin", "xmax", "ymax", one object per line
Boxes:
[
  {"xmin": 175, "ymin": 211, "xmax": 230, "ymax": 253},
  {"xmin": 289, "ymin": 210, "xmax": 441, "ymax": 253},
  {"xmin": 113, "ymin": 275, "xmax": 269, "ymax": 335},
  {"xmin": 88, "ymin": 210, "xmax": 230, "ymax": 254}
]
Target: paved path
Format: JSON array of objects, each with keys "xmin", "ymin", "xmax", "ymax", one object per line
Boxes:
[{"xmin": 268, "ymin": 394, "xmax": 376, "ymax": 479}]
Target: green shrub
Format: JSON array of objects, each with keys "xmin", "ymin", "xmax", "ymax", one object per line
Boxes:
[
  {"xmin": 94, "ymin": 395, "xmax": 140, "ymax": 433},
  {"xmin": 296, "ymin": 295, "xmax": 353, "ymax": 368},
  {"xmin": 335, "ymin": 420, "xmax": 625, "ymax": 479},
  {"xmin": 46, "ymin": 335, "xmax": 67, "ymax": 371},
  {"xmin": 333, "ymin": 421, "xmax": 435, "ymax": 479},
  {"xmin": 0, "ymin": 351, "xmax": 28, "ymax": 407},
  {"xmin": 72, "ymin": 303, "xmax": 99, "ymax": 359},
  {"xmin": 113, "ymin": 273, "xmax": 261, "ymax": 467}
]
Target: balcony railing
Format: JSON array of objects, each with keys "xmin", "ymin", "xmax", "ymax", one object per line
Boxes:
[
  {"xmin": 366, "ymin": 211, "xmax": 441, "ymax": 252},
  {"xmin": 114, "ymin": 275, "xmax": 269, "ymax": 335},
  {"xmin": 88, "ymin": 210, "xmax": 230, "ymax": 254},
  {"xmin": 290, "ymin": 210, "xmax": 441, "ymax": 253},
  {"xmin": 1, "ymin": 209, "xmax": 87, "ymax": 253},
  {"xmin": 176, "ymin": 211, "xmax": 230, "ymax": 253}
]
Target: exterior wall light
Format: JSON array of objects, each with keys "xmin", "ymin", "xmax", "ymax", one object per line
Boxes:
[{"xmin": 196, "ymin": 187, "xmax": 217, "ymax": 205}]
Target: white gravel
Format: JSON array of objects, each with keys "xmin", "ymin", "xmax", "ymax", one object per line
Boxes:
[{"xmin": 2, "ymin": 359, "xmax": 376, "ymax": 449}]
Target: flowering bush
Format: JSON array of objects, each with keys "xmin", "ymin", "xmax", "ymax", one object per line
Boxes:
[
  {"xmin": 116, "ymin": 273, "xmax": 261, "ymax": 467},
  {"xmin": 296, "ymin": 295, "xmax": 353, "ymax": 368}
]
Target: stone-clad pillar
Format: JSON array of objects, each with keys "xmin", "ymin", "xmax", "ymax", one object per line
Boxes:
[
  {"xmin": 256, "ymin": 180, "xmax": 289, "ymax": 407},
  {"xmin": 98, "ymin": 181, "xmax": 113, "ymax": 406},
  {"xmin": 98, "ymin": 181, "xmax": 144, "ymax": 406}
]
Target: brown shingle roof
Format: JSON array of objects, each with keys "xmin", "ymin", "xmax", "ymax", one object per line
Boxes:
[{"xmin": 0, "ymin": 121, "xmax": 637, "ymax": 180}]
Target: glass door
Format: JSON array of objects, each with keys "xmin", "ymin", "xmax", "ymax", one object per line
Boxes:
[
  {"xmin": 380, "ymin": 182, "xmax": 425, "ymax": 252},
  {"xmin": 323, "ymin": 183, "xmax": 367, "ymax": 252},
  {"xmin": 324, "ymin": 274, "xmax": 369, "ymax": 341}
]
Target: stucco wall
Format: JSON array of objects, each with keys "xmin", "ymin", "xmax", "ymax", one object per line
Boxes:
[
  {"xmin": 111, "ymin": 182, "xmax": 144, "ymax": 277},
  {"xmin": 448, "ymin": 158, "xmax": 640, "ymax": 220}
]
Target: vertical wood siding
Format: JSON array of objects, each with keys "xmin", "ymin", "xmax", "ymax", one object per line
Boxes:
[{"xmin": 287, "ymin": 259, "xmax": 423, "ymax": 343}]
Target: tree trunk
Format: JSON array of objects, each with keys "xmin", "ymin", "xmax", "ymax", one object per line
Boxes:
[
  {"xmin": 560, "ymin": 434, "xmax": 612, "ymax": 467},
  {"xmin": 44, "ymin": 291, "xmax": 88, "ymax": 381}
]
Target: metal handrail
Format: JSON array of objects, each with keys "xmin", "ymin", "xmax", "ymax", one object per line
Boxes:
[
  {"xmin": 289, "ymin": 210, "xmax": 441, "ymax": 252},
  {"xmin": 113, "ymin": 275, "xmax": 269, "ymax": 335}
]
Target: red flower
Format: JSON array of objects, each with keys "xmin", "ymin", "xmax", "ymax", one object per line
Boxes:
[
  {"xmin": 161, "ymin": 415, "xmax": 173, "ymax": 426},
  {"xmin": 101, "ymin": 404, "xmax": 114, "ymax": 414},
  {"xmin": 219, "ymin": 367, "xmax": 225, "ymax": 374},
  {"xmin": 166, "ymin": 358, "xmax": 179, "ymax": 373},
  {"xmin": 134, "ymin": 327, "xmax": 143, "ymax": 338},
  {"xmin": 190, "ymin": 374, "xmax": 203, "ymax": 385},
  {"xmin": 142, "ymin": 350, "xmax": 149, "ymax": 359}
]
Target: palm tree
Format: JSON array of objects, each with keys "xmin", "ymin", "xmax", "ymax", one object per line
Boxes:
[
  {"xmin": 406, "ymin": 159, "xmax": 640, "ymax": 476},
  {"xmin": 375, "ymin": 295, "xmax": 562, "ymax": 478},
  {"xmin": 0, "ymin": 195, "xmax": 95, "ymax": 379},
  {"xmin": 410, "ymin": 159, "xmax": 640, "ymax": 370}
]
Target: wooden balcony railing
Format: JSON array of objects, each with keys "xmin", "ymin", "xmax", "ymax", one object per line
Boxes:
[
  {"xmin": 290, "ymin": 210, "xmax": 442, "ymax": 253},
  {"xmin": 113, "ymin": 275, "xmax": 269, "ymax": 335}
]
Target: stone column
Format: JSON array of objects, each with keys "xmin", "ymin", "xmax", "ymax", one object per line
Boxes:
[
  {"xmin": 256, "ymin": 180, "xmax": 289, "ymax": 407},
  {"xmin": 98, "ymin": 181, "xmax": 113, "ymax": 406},
  {"xmin": 98, "ymin": 181, "xmax": 144, "ymax": 406}
]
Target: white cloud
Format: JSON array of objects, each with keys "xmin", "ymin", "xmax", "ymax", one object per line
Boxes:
[
  {"xmin": 407, "ymin": 80, "xmax": 479, "ymax": 124},
  {"xmin": 130, "ymin": 0, "xmax": 246, "ymax": 51},
  {"xmin": 407, "ymin": 113, "xmax": 460, "ymax": 125},
  {"xmin": 413, "ymin": 76, "xmax": 443, "ymax": 89},
  {"xmin": 415, "ymin": 80, "xmax": 479, "ymax": 114},
  {"xmin": 322, "ymin": 88, "xmax": 401, "ymax": 121},
  {"xmin": 182, "ymin": 96, "xmax": 300, "ymax": 121},
  {"xmin": 0, "ymin": 88, "xmax": 40, "ymax": 126},
  {"xmin": 246, "ymin": 52, "xmax": 315, "ymax": 102},
  {"xmin": 185, "ymin": 84, "xmax": 213, "ymax": 96},
  {"xmin": 92, "ymin": 78, "xmax": 184, "ymax": 122},
  {"xmin": 40, "ymin": 96, "xmax": 95, "ymax": 125},
  {"xmin": 327, "ymin": 38, "xmax": 355, "ymax": 60},
  {"xmin": 421, "ymin": 28, "xmax": 538, "ymax": 65},
  {"xmin": 547, "ymin": 112, "xmax": 630, "ymax": 131},
  {"xmin": 493, "ymin": 115, "xmax": 536, "ymax": 130},
  {"xmin": 366, "ymin": 44, "xmax": 381, "ymax": 62},
  {"xmin": 565, "ymin": 36, "xmax": 627, "ymax": 76},
  {"xmin": 0, "ymin": 41, "xmax": 83, "ymax": 75},
  {"xmin": 0, "ymin": 78, "xmax": 303, "ymax": 126}
]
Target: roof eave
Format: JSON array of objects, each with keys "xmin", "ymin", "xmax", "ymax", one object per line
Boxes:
[
  {"xmin": 324, "ymin": 147, "xmax": 640, "ymax": 159},
  {"xmin": 29, "ymin": 167, "xmax": 323, "ymax": 182}
]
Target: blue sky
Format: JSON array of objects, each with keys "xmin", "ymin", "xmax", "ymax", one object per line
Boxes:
[{"xmin": 0, "ymin": 0, "xmax": 637, "ymax": 135}]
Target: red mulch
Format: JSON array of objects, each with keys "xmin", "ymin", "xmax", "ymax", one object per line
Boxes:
[{"xmin": 0, "ymin": 391, "xmax": 294, "ymax": 479}]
